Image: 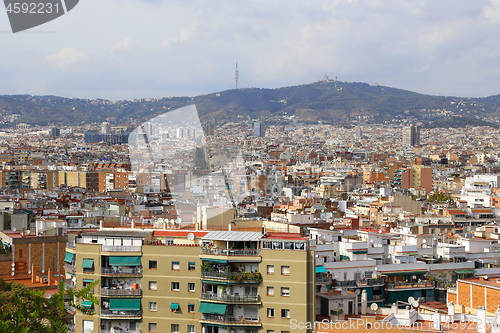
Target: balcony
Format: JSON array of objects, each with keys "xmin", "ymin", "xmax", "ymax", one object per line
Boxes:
[
  {"xmin": 357, "ymin": 278, "xmax": 384, "ymax": 286},
  {"xmin": 101, "ymin": 288, "xmax": 142, "ymax": 297},
  {"xmin": 101, "ymin": 245, "xmax": 142, "ymax": 252},
  {"xmin": 386, "ymin": 281, "xmax": 434, "ymax": 290},
  {"xmin": 333, "ymin": 280, "xmax": 357, "ymax": 288},
  {"xmin": 65, "ymin": 263, "xmax": 76, "ymax": 274},
  {"xmin": 100, "ymin": 309, "xmax": 141, "ymax": 318},
  {"xmin": 201, "ymin": 291, "xmax": 260, "ymax": 303},
  {"xmin": 201, "ymin": 248, "xmax": 260, "ymax": 256},
  {"xmin": 200, "ymin": 313, "xmax": 261, "ymax": 326},
  {"xmin": 316, "ymin": 276, "xmax": 331, "ymax": 284},
  {"xmin": 102, "ymin": 330, "xmax": 141, "ymax": 333},
  {"xmin": 201, "ymin": 271, "xmax": 262, "ymax": 284},
  {"xmin": 436, "ymin": 281, "xmax": 456, "ymax": 289},
  {"xmin": 101, "ymin": 267, "xmax": 142, "ymax": 276}
]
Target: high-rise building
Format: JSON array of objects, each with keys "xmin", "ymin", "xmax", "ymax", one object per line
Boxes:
[
  {"xmin": 101, "ymin": 122, "xmax": 111, "ymax": 135},
  {"xmin": 254, "ymin": 122, "xmax": 265, "ymax": 138},
  {"xmin": 402, "ymin": 124, "xmax": 420, "ymax": 147},
  {"xmin": 50, "ymin": 126, "xmax": 60, "ymax": 137},
  {"xmin": 205, "ymin": 124, "xmax": 215, "ymax": 136},
  {"xmin": 72, "ymin": 229, "xmax": 315, "ymax": 333}
]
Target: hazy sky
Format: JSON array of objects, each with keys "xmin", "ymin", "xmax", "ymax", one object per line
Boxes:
[{"xmin": 2, "ymin": 0, "xmax": 500, "ymax": 100}]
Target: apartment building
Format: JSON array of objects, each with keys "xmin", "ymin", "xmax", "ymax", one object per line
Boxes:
[{"xmin": 73, "ymin": 229, "xmax": 315, "ymax": 333}]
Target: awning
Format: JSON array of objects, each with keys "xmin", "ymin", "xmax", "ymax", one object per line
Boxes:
[
  {"xmin": 81, "ymin": 300, "xmax": 93, "ymax": 308},
  {"xmin": 83, "ymin": 279, "xmax": 93, "ymax": 283},
  {"xmin": 353, "ymin": 250, "xmax": 367, "ymax": 254},
  {"xmin": 315, "ymin": 266, "xmax": 327, "ymax": 273},
  {"xmin": 382, "ymin": 271, "xmax": 426, "ymax": 276},
  {"xmin": 109, "ymin": 256, "xmax": 141, "ymax": 266},
  {"xmin": 81, "ymin": 259, "xmax": 94, "ymax": 269},
  {"xmin": 109, "ymin": 299, "xmax": 141, "ymax": 311},
  {"xmin": 170, "ymin": 303, "xmax": 179, "ymax": 310},
  {"xmin": 64, "ymin": 252, "xmax": 74, "ymax": 263},
  {"xmin": 202, "ymin": 259, "xmax": 227, "ymax": 264},
  {"xmin": 198, "ymin": 302, "xmax": 227, "ymax": 315},
  {"xmin": 454, "ymin": 270, "xmax": 475, "ymax": 274}
]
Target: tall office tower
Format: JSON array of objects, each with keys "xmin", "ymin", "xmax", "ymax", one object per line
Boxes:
[
  {"xmin": 205, "ymin": 124, "xmax": 215, "ymax": 136},
  {"xmin": 176, "ymin": 128, "xmax": 185, "ymax": 138},
  {"xmin": 50, "ymin": 126, "xmax": 60, "ymax": 137},
  {"xmin": 235, "ymin": 58, "xmax": 239, "ymax": 89},
  {"xmin": 101, "ymin": 122, "xmax": 111, "ymax": 135},
  {"xmin": 402, "ymin": 124, "xmax": 420, "ymax": 147},
  {"xmin": 144, "ymin": 123, "xmax": 154, "ymax": 137},
  {"xmin": 254, "ymin": 122, "xmax": 265, "ymax": 137}
]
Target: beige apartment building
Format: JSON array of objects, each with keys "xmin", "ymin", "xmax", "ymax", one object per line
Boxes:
[{"xmin": 71, "ymin": 229, "xmax": 315, "ymax": 333}]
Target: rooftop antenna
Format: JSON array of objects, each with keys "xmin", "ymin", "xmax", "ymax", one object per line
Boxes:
[{"xmin": 234, "ymin": 57, "xmax": 239, "ymax": 89}]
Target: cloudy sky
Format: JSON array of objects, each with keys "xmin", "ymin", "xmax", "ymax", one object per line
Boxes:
[{"xmin": 1, "ymin": 0, "xmax": 500, "ymax": 100}]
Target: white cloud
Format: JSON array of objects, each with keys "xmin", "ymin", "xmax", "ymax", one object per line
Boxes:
[
  {"xmin": 483, "ymin": 0, "xmax": 500, "ymax": 22},
  {"xmin": 43, "ymin": 48, "xmax": 88, "ymax": 69},
  {"xmin": 111, "ymin": 37, "xmax": 133, "ymax": 54},
  {"xmin": 161, "ymin": 20, "xmax": 200, "ymax": 48}
]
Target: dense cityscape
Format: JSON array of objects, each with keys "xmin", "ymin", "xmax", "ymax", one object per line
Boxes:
[{"xmin": 1, "ymin": 111, "xmax": 500, "ymax": 333}]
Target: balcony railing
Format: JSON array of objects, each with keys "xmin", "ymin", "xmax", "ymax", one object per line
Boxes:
[
  {"xmin": 334, "ymin": 280, "xmax": 357, "ymax": 288},
  {"xmin": 101, "ymin": 267, "xmax": 142, "ymax": 275},
  {"xmin": 201, "ymin": 313, "xmax": 260, "ymax": 324},
  {"xmin": 436, "ymin": 281, "xmax": 456, "ymax": 289},
  {"xmin": 201, "ymin": 247, "xmax": 260, "ymax": 256},
  {"xmin": 100, "ymin": 309, "xmax": 141, "ymax": 318},
  {"xmin": 65, "ymin": 264, "xmax": 76, "ymax": 273},
  {"xmin": 386, "ymin": 281, "xmax": 434, "ymax": 289},
  {"xmin": 201, "ymin": 291, "xmax": 260, "ymax": 302},
  {"xmin": 101, "ymin": 245, "xmax": 142, "ymax": 252},
  {"xmin": 101, "ymin": 288, "xmax": 142, "ymax": 297},
  {"xmin": 102, "ymin": 330, "xmax": 141, "ymax": 333},
  {"xmin": 357, "ymin": 278, "xmax": 384, "ymax": 286},
  {"xmin": 201, "ymin": 271, "xmax": 261, "ymax": 283},
  {"xmin": 316, "ymin": 276, "xmax": 331, "ymax": 283}
]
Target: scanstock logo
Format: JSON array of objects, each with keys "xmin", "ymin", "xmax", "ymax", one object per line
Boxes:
[{"xmin": 4, "ymin": 0, "xmax": 79, "ymax": 33}]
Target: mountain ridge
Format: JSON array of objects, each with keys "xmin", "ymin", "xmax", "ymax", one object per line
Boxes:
[{"xmin": 1, "ymin": 80, "xmax": 500, "ymax": 126}]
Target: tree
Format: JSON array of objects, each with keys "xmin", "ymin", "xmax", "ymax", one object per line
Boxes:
[{"xmin": 0, "ymin": 279, "xmax": 99, "ymax": 333}]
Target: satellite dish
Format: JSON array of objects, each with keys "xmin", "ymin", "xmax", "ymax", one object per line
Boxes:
[
  {"xmin": 378, "ymin": 230, "xmax": 382, "ymax": 234},
  {"xmin": 422, "ymin": 239, "xmax": 427, "ymax": 244},
  {"xmin": 176, "ymin": 218, "xmax": 181, "ymax": 224},
  {"xmin": 187, "ymin": 233, "xmax": 195, "ymax": 241},
  {"xmin": 157, "ymin": 218, "xmax": 164, "ymax": 224},
  {"xmin": 408, "ymin": 296, "xmax": 415, "ymax": 304},
  {"xmin": 45, "ymin": 294, "xmax": 51, "ymax": 299},
  {"xmin": 12, "ymin": 227, "xmax": 16, "ymax": 232},
  {"xmin": 413, "ymin": 301, "xmax": 419, "ymax": 308},
  {"xmin": 202, "ymin": 206, "xmax": 207, "ymax": 212},
  {"xmin": 371, "ymin": 303, "xmax": 378, "ymax": 311},
  {"xmin": 355, "ymin": 289, "xmax": 361, "ymax": 295},
  {"xmin": 385, "ymin": 224, "xmax": 389, "ymax": 228},
  {"xmin": 422, "ymin": 244, "xmax": 427, "ymax": 248},
  {"xmin": 329, "ymin": 226, "xmax": 334, "ymax": 230},
  {"xmin": 26, "ymin": 230, "xmax": 30, "ymax": 235},
  {"xmin": 340, "ymin": 230, "xmax": 344, "ymax": 234}
]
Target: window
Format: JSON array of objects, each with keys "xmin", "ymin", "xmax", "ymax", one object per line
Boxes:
[
  {"xmin": 149, "ymin": 323, "xmax": 157, "ymax": 332},
  {"xmin": 262, "ymin": 241, "xmax": 272, "ymax": 249},
  {"xmin": 267, "ymin": 286, "xmax": 274, "ymax": 296},
  {"xmin": 172, "ymin": 282, "xmax": 180, "ymax": 291},
  {"xmin": 281, "ymin": 287, "xmax": 290, "ymax": 296},
  {"xmin": 267, "ymin": 331, "xmax": 275, "ymax": 333},
  {"xmin": 281, "ymin": 266, "xmax": 290, "ymax": 275},
  {"xmin": 188, "ymin": 304, "xmax": 195, "ymax": 313},
  {"xmin": 281, "ymin": 309, "xmax": 290, "ymax": 318},
  {"xmin": 171, "ymin": 324, "xmax": 179, "ymax": 333},
  {"xmin": 149, "ymin": 281, "xmax": 157, "ymax": 290},
  {"xmin": 188, "ymin": 262, "xmax": 196, "ymax": 271},
  {"xmin": 188, "ymin": 283, "xmax": 195, "ymax": 292},
  {"xmin": 172, "ymin": 261, "xmax": 180, "ymax": 270},
  {"xmin": 149, "ymin": 302, "xmax": 157, "ymax": 311},
  {"xmin": 267, "ymin": 308, "xmax": 275, "ymax": 317},
  {"xmin": 188, "ymin": 325, "xmax": 195, "ymax": 333},
  {"xmin": 149, "ymin": 260, "xmax": 157, "ymax": 269},
  {"xmin": 267, "ymin": 265, "xmax": 274, "ymax": 274}
]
